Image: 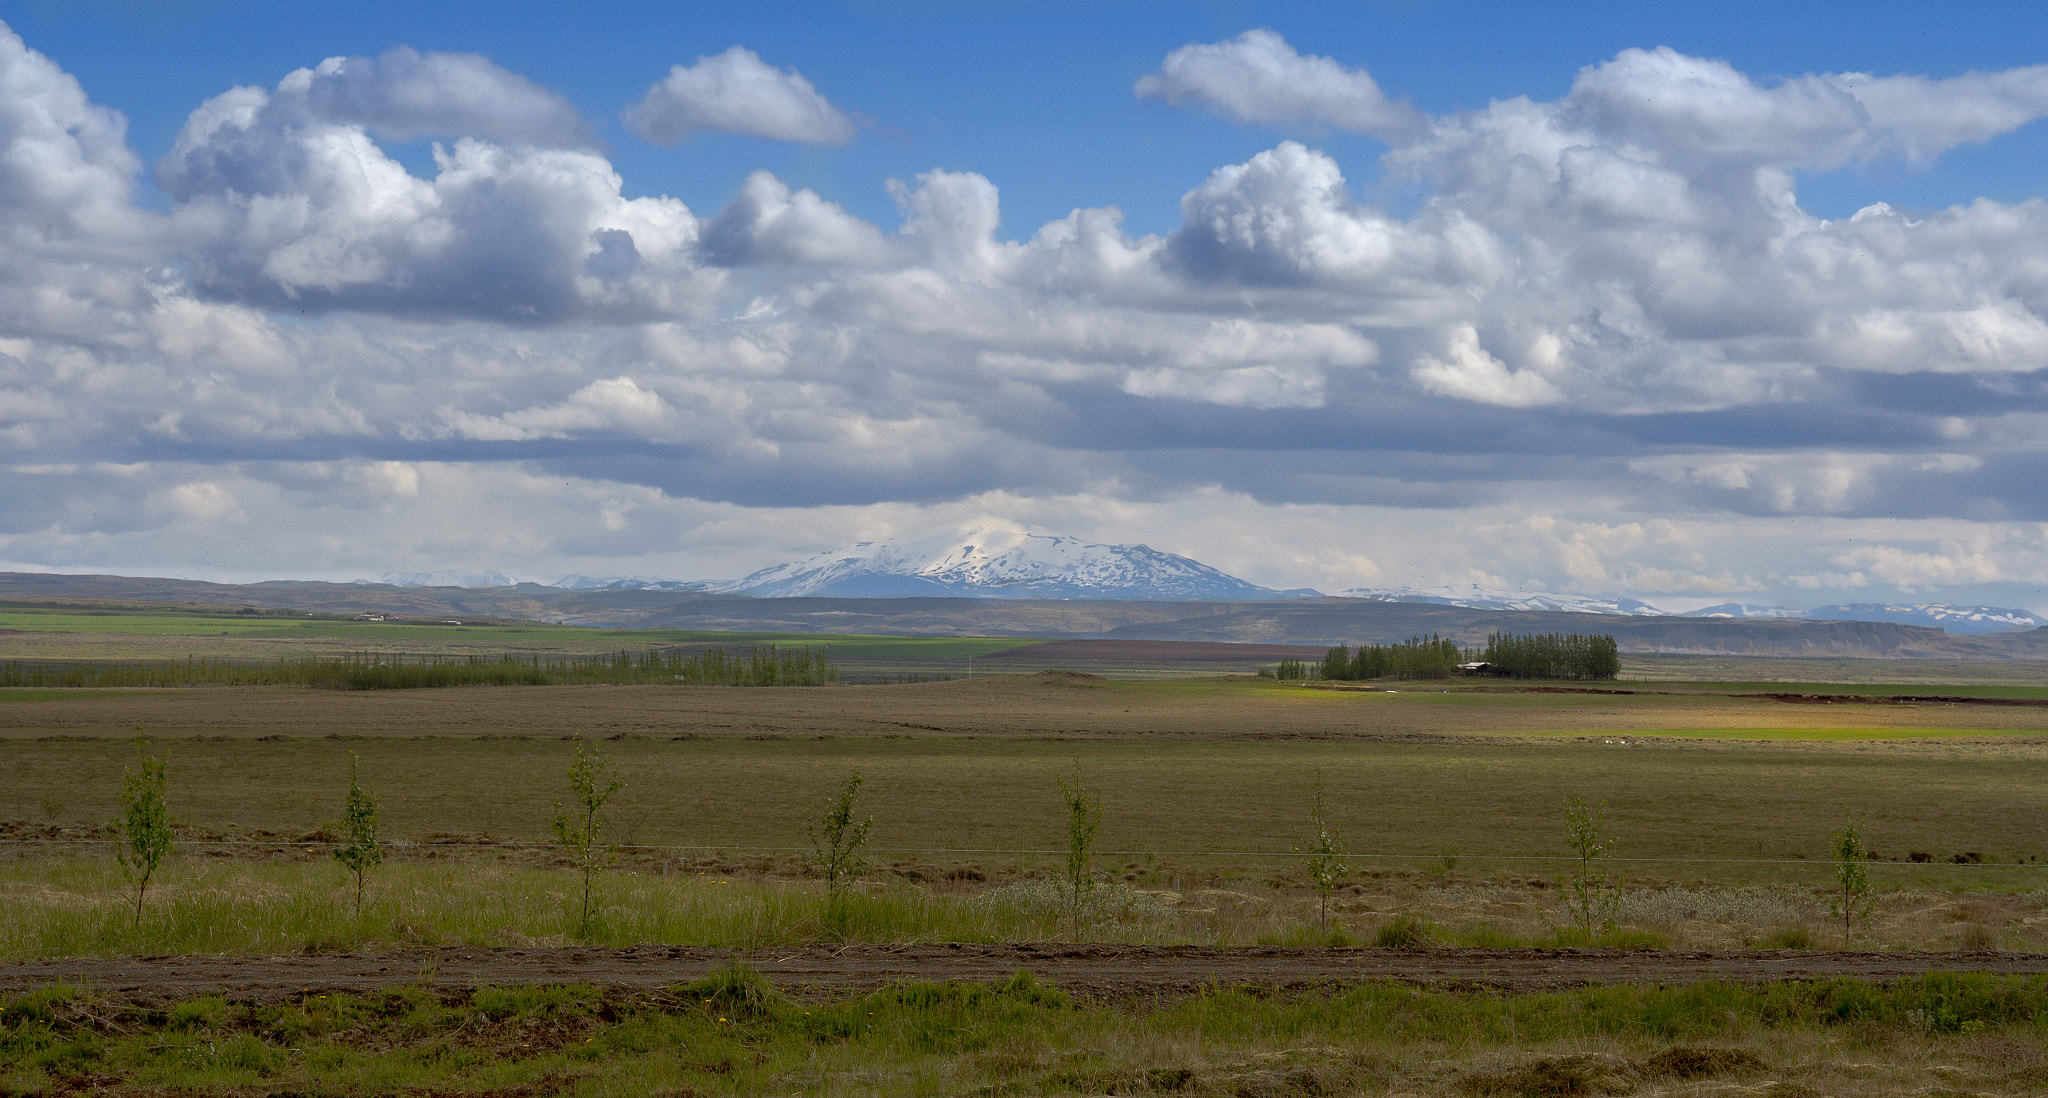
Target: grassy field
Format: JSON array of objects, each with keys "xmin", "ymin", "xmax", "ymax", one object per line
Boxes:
[{"xmin": 10, "ymin": 969, "xmax": 2047, "ymax": 1097}]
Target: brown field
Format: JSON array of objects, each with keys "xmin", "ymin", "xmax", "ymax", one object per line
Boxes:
[
  {"xmin": 10, "ymin": 672, "xmax": 2048, "ymax": 739},
  {"xmin": 9, "ymin": 944, "xmax": 2048, "ymax": 1004},
  {"xmin": 6, "ymin": 674, "xmax": 2048, "ymax": 880}
]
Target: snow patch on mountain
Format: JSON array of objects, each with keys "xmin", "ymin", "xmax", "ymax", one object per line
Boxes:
[
  {"xmin": 716, "ymin": 520, "xmax": 1307, "ymax": 600},
  {"xmin": 551, "ymin": 575, "xmax": 709, "ymax": 592},
  {"xmin": 1338, "ymin": 584, "xmax": 1672, "ymax": 616},
  {"xmin": 1680, "ymin": 603, "xmax": 1802, "ymax": 619},
  {"xmin": 1796, "ymin": 603, "xmax": 2044, "ymax": 634},
  {"xmin": 376, "ymin": 570, "xmax": 519, "ymax": 589}
]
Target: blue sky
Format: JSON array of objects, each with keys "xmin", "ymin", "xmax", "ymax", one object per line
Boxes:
[
  {"xmin": 18, "ymin": 0, "xmax": 2048, "ymax": 233},
  {"xmin": 3, "ymin": 1, "xmax": 2048, "ymax": 610}
]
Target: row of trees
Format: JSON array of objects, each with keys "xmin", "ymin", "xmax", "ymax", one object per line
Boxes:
[
  {"xmin": 110, "ymin": 739, "xmax": 1885, "ymax": 939},
  {"xmin": 1477, "ymin": 630, "xmax": 1621, "ymax": 681},
  {"xmin": 109, "ymin": 737, "xmax": 1108, "ymax": 939},
  {"xmin": 1268, "ymin": 630, "xmax": 1620, "ymax": 682},
  {"xmin": 1, "ymin": 645, "xmax": 837, "ymax": 690}
]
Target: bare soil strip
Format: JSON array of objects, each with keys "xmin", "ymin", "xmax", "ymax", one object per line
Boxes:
[{"xmin": 5, "ymin": 945, "xmax": 2043, "ymax": 1003}]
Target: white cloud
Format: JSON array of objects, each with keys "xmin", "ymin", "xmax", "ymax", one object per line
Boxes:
[
  {"xmin": 281, "ymin": 47, "xmax": 588, "ymax": 147},
  {"xmin": 700, "ymin": 170, "xmax": 900, "ymax": 267},
  {"xmin": 442, "ymin": 376, "xmax": 670, "ymax": 441},
  {"xmin": 1411, "ymin": 326, "xmax": 1563, "ymax": 407},
  {"xmin": 1135, "ymin": 29, "xmax": 1420, "ymax": 139},
  {"xmin": 624, "ymin": 47, "xmax": 855, "ymax": 146},
  {"xmin": 7, "ymin": 22, "xmax": 2048, "ymax": 610},
  {"xmin": 159, "ymin": 75, "xmax": 719, "ymax": 321}
]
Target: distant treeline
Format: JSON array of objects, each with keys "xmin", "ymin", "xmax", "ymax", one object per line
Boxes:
[
  {"xmin": 0, "ymin": 645, "xmax": 837, "ymax": 690},
  {"xmin": 1476, "ymin": 630, "xmax": 1620, "ymax": 681},
  {"xmin": 1269, "ymin": 634, "xmax": 1465, "ymax": 682},
  {"xmin": 1266, "ymin": 630, "xmax": 1619, "ymax": 682}
]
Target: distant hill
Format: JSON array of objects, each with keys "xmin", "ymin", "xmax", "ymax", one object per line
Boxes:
[
  {"xmin": 376, "ymin": 570, "xmax": 519, "ymax": 589},
  {"xmin": 551, "ymin": 575, "xmax": 710, "ymax": 592},
  {"xmin": 1791, "ymin": 603, "xmax": 2045, "ymax": 634},
  {"xmin": 8, "ymin": 571, "xmax": 2048, "ymax": 660},
  {"xmin": 1341, "ymin": 584, "xmax": 1670, "ymax": 616}
]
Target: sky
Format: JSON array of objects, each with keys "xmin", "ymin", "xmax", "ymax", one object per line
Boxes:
[{"xmin": 3, "ymin": 0, "xmax": 2048, "ymax": 611}]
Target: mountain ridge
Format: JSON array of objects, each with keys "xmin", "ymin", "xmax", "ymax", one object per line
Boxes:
[{"xmin": 7, "ymin": 571, "xmax": 2048, "ymax": 660}]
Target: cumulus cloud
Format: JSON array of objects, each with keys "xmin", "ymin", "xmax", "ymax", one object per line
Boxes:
[
  {"xmin": 441, "ymin": 376, "xmax": 671, "ymax": 441},
  {"xmin": 10, "ymin": 20, "xmax": 2048, "ymax": 609},
  {"xmin": 625, "ymin": 47, "xmax": 855, "ymax": 145},
  {"xmin": 700, "ymin": 171, "xmax": 899, "ymax": 267},
  {"xmin": 1410, "ymin": 326, "xmax": 1563, "ymax": 408},
  {"xmin": 279, "ymin": 47, "xmax": 588, "ymax": 147},
  {"xmin": 157, "ymin": 55, "xmax": 718, "ymax": 322},
  {"xmin": 1136, "ymin": 29, "xmax": 1420, "ymax": 139}
]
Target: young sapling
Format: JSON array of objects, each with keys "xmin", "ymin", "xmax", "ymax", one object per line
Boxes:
[
  {"xmin": 551, "ymin": 737, "xmax": 623, "ymax": 936},
  {"xmin": 1057, "ymin": 764, "xmax": 1103, "ymax": 938},
  {"xmin": 115, "ymin": 736, "xmax": 174, "ymax": 923},
  {"xmin": 806, "ymin": 770, "xmax": 874, "ymax": 893},
  {"xmin": 1562, "ymin": 794, "xmax": 1618, "ymax": 934},
  {"xmin": 1293, "ymin": 776, "xmax": 1348, "ymax": 932},
  {"xmin": 330, "ymin": 751, "xmax": 383, "ymax": 913},
  {"xmin": 1829, "ymin": 815, "xmax": 1875, "ymax": 934}
]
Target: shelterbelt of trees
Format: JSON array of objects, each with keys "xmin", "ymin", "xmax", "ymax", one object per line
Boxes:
[{"xmin": 1270, "ymin": 631, "xmax": 1620, "ymax": 682}]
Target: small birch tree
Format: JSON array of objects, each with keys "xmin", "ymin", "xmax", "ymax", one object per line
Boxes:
[
  {"xmin": 115, "ymin": 737, "xmax": 174, "ymax": 924},
  {"xmin": 1562, "ymin": 794, "xmax": 1618, "ymax": 934},
  {"xmin": 806, "ymin": 770, "xmax": 874, "ymax": 893},
  {"xmin": 1057, "ymin": 765, "xmax": 1102, "ymax": 938},
  {"xmin": 1829, "ymin": 815, "xmax": 1875, "ymax": 934},
  {"xmin": 552, "ymin": 738, "xmax": 623, "ymax": 936},
  {"xmin": 330, "ymin": 752, "xmax": 382, "ymax": 913},
  {"xmin": 1294, "ymin": 777, "xmax": 1348, "ymax": 932}
]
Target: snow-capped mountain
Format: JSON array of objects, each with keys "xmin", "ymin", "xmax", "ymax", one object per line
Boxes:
[
  {"xmin": 376, "ymin": 570, "xmax": 519, "ymax": 588},
  {"xmin": 551, "ymin": 575, "xmax": 709, "ymax": 592},
  {"xmin": 1679, "ymin": 603, "xmax": 1801, "ymax": 619},
  {"xmin": 1338, "ymin": 584, "xmax": 1672, "ymax": 616},
  {"xmin": 716, "ymin": 521, "xmax": 1310, "ymax": 600},
  {"xmin": 1794, "ymin": 603, "xmax": 2044, "ymax": 634}
]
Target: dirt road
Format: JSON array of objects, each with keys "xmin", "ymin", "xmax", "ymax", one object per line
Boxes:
[{"xmin": 5, "ymin": 944, "xmax": 2042, "ymax": 1004}]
